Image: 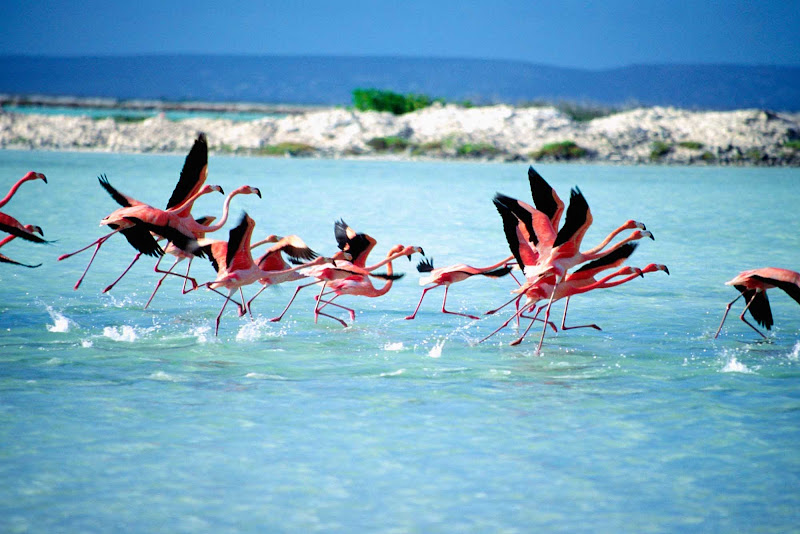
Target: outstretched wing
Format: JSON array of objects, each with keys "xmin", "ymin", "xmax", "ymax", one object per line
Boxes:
[
  {"xmin": 735, "ymin": 286, "xmax": 774, "ymax": 330},
  {"xmin": 0, "ymin": 252, "xmax": 41, "ymax": 268},
  {"xmin": 166, "ymin": 133, "xmax": 208, "ymax": 211},
  {"xmin": 334, "ymin": 219, "xmax": 376, "ymax": 267},
  {"xmin": 98, "ymin": 175, "xmax": 137, "ymax": 208},
  {"xmin": 527, "ymin": 166, "xmax": 564, "ymax": 228},
  {"xmin": 553, "ymin": 187, "xmax": 592, "ymax": 249}
]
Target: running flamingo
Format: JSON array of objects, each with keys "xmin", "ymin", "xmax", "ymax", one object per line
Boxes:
[
  {"xmin": 0, "ymin": 224, "xmax": 44, "ymax": 267},
  {"xmin": 314, "ymin": 244, "xmax": 409, "ymax": 327},
  {"xmin": 404, "ymin": 256, "xmax": 514, "ymax": 320},
  {"xmin": 202, "ymin": 214, "xmax": 327, "ymax": 335},
  {"xmin": 0, "ymin": 171, "xmax": 47, "ymax": 208},
  {"xmin": 714, "ymin": 268, "xmax": 800, "ymax": 340}
]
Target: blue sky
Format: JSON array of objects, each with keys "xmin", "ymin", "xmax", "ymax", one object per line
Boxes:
[{"xmin": 2, "ymin": 0, "xmax": 798, "ymax": 69}]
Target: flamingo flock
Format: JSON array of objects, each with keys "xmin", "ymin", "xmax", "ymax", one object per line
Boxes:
[{"xmin": 3, "ymin": 133, "xmax": 799, "ymax": 348}]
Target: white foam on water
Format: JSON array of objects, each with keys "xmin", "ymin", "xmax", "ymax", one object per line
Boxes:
[
  {"xmin": 721, "ymin": 356, "xmax": 753, "ymax": 374},
  {"xmin": 81, "ymin": 339, "xmax": 93, "ymax": 348},
  {"xmin": 383, "ymin": 342, "xmax": 404, "ymax": 351},
  {"xmin": 191, "ymin": 325, "xmax": 212, "ymax": 344},
  {"xmin": 102, "ymin": 325, "xmax": 138, "ymax": 342},
  {"xmin": 428, "ymin": 338, "xmax": 446, "ymax": 358},
  {"xmin": 148, "ymin": 370, "xmax": 184, "ymax": 382},
  {"xmin": 379, "ymin": 369, "xmax": 405, "ymax": 377},
  {"xmin": 43, "ymin": 357, "xmax": 62, "ymax": 366},
  {"xmin": 245, "ymin": 372, "xmax": 288, "ymax": 380},
  {"xmin": 787, "ymin": 341, "xmax": 800, "ymax": 361},
  {"xmin": 45, "ymin": 307, "xmax": 71, "ymax": 333},
  {"xmin": 235, "ymin": 318, "xmax": 285, "ymax": 341}
]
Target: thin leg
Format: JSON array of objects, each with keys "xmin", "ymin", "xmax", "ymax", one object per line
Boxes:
[
  {"xmin": 405, "ymin": 286, "xmax": 437, "ymax": 320},
  {"xmin": 738, "ymin": 294, "xmax": 769, "ymax": 340},
  {"xmin": 144, "ymin": 257, "xmax": 181, "ymax": 309},
  {"xmin": 313, "ymin": 282, "xmax": 328, "ymax": 324},
  {"xmin": 441, "ymin": 285, "xmax": 480, "ymax": 320},
  {"xmin": 317, "ymin": 294, "xmax": 355, "ymax": 322},
  {"xmin": 204, "ymin": 283, "xmax": 244, "ymax": 315},
  {"xmin": 485, "ymin": 294, "xmax": 521, "ymax": 315},
  {"xmin": 536, "ymin": 278, "xmax": 561, "ymax": 354},
  {"xmin": 510, "ymin": 309, "xmax": 540, "ymax": 346},
  {"xmin": 314, "ymin": 290, "xmax": 348, "ymax": 327},
  {"xmin": 246, "ymin": 285, "xmax": 268, "ymax": 316},
  {"xmin": 102, "ymin": 252, "xmax": 142, "ymax": 293},
  {"xmin": 57, "ymin": 229, "xmax": 121, "ymax": 262},
  {"xmin": 214, "ymin": 289, "xmax": 234, "ymax": 336},
  {"xmin": 270, "ymin": 281, "xmax": 319, "ymax": 322},
  {"xmin": 559, "ymin": 296, "xmax": 602, "ymax": 331},
  {"xmin": 181, "ymin": 258, "xmax": 194, "ymax": 294},
  {"xmin": 478, "ymin": 304, "xmax": 529, "ymax": 344},
  {"xmin": 714, "ymin": 293, "xmax": 743, "ymax": 339},
  {"xmin": 71, "ymin": 237, "xmax": 110, "ymax": 290},
  {"xmin": 153, "ymin": 251, "xmax": 197, "ymax": 291},
  {"xmin": 239, "ymin": 288, "xmax": 248, "ymax": 318}
]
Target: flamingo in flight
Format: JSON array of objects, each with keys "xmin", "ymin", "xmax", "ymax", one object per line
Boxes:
[
  {"xmin": 202, "ymin": 213, "xmax": 327, "ymax": 335},
  {"xmin": 268, "ymin": 219, "xmax": 422, "ymax": 323},
  {"xmin": 0, "ymin": 224, "xmax": 45, "ymax": 268},
  {"xmin": 404, "ymin": 256, "xmax": 514, "ymax": 320},
  {"xmin": 314, "ymin": 244, "xmax": 410, "ymax": 327},
  {"xmin": 58, "ymin": 177, "xmax": 223, "ymax": 290},
  {"xmin": 714, "ymin": 267, "xmax": 800, "ymax": 340},
  {"xmin": 0, "ymin": 171, "xmax": 47, "ymax": 208}
]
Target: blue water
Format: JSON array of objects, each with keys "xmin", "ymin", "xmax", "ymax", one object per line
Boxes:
[
  {"xmin": 1, "ymin": 150, "xmax": 799, "ymax": 533},
  {"xmin": 2, "ymin": 104, "xmax": 283, "ymax": 122}
]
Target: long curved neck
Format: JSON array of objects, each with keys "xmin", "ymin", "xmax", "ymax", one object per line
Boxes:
[
  {"xmin": 583, "ymin": 223, "xmax": 632, "ymax": 255},
  {"xmin": 373, "ymin": 258, "xmax": 396, "ymax": 296},
  {"xmin": 582, "ymin": 231, "xmax": 642, "ymax": 263},
  {"xmin": 566, "ymin": 267, "xmax": 640, "ymax": 297},
  {"xmin": 168, "ymin": 187, "xmax": 216, "ymax": 215},
  {"xmin": 0, "ymin": 176, "xmax": 33, "ymax": 208},
  {"xmin": 0, "ymin": 233, "xmax": 17, "ymax": 248},
  {"xmin": 184, "ymin": 191, "xmax": 241, "ymax": 234},
  {"xmin": 365, "ymin": 248, "xmax": 408, "ymax": 272},
  {"xmin": 481, "ymin": 254, "xmax": 515, "ymax": 272}
]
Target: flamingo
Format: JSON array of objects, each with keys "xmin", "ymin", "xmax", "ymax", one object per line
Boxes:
[
  {"xmin": 314, "ymin": 244, "xmax": 409, "ymax": 327},
  {"xmin": 58, "ymin": 178, "xmax": 223, "ymax": 290},
  {"xmin": 494, "ymin": 188, "xmax": 652, "ymax": 352},
  {"xmin": 243, "ymin": 234, "xmax": 319, "ymax": 314},
  {"xmin": 506, "ymin": 262, "xmax": 670, "ymax": 346},
  {"xmin": 125, "ymin": 184, "xmax": 262, "ymax": 301},
  {"xmin": 0, "ymin": 212, "xmax": 49, "ymax": 244},
  {"xmin": 268, "ymin": 219, "xmax": 422, "ymax": 323},
  {"xmin": 101, "ymin": 132, "xmax": 212, "ymax": 292},
  {"xmin": 0, "ymin": 171, "xmax": 47, "ymax": 208},
  {"xmin": 404, "ymin": 256, "xmax": 514, "ymax": 320},
  {"xmin": 0, "ymin": 224, "xmax": 44, "ymax": 267},
  {"xmin": 713, "ymin": 268, "xmax": 800, "ymax": 340},
  {"xmin": 202, "ymin": 213, "xmax": 327, "ymax": 335}
]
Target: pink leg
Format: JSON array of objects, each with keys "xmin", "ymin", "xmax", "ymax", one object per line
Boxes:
[
  {"xmin": 738, "ymin": 294, "xmax": 768, "ymax": 340},
  {"xmin": 478, "ymin": 304, "xmax": 529, "ymax": 344},
  {"xmin": 144, "ymin": 258, "xmax": 180, "ymax": 309},
  {"xmin": 246, "ymin": 285, "xmax": 268, "ymax": 316},
  {"xmin": 485, "ymin": 294, "xmax": 522, "ymax": 316},
  {"xmin": 559, "ymin": 296, "xmax": 602, "ymax": 331},
  {"xmin": 204, "ymin": 283, "xmax": 244, "ymax": 316},
  {"xmin": 57, "ymin": 229, "xmax": 121, "ymax": 262},
  {"xmin": 317, "ymin": 294, "xmax": 355, "ymax": 322},
  {"xmin": 441, "ymin": 286, "xmax": 480, "ymax": 320},
  {"xmin": 152, "ymin": 251, "xmax": 196, "ymax": 291},
  {"xmin": 536, "ymin": 279, "xmax": 561, "ymax": 354},
  {"xmin": 181, "ymin": 258, "xmax": 194, "ymax": 294},
  {"xmin": 71, "ymin": 237, "xmax": 110, "ymax": 290},
  {"xmin": 714, "ymin": 293, "xmax": 743, "ymax": 339},
  {"xmin": 103, "ymin": 252, "xmax": 143, "ymax": 293},
  {"xmin": 270, "ymin": 281, "xmax": 319, "ymax": 322},
  {"xmin": 405, "ymin": 285, "xmax": 437, "ymax": 320},
  {"xmin": 239, "ymin": 288, "xmax": 248, "ymax": 318},
  {"xmin": 214, "ymin": 289, "xmax": 234, "ymax": 336}
]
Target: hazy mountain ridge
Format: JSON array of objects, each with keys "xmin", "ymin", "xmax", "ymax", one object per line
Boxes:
[{"xmin": 1, "ymin": 55, "xmax": 799, "ymax": 111}]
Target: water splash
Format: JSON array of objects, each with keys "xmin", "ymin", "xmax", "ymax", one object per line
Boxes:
[
  {"xmin": 235, "ymin": 318, "xmax": 285, "ymax": 341},
  {"xmin": 788, "ymin": 341, "xmax": 800, "ymax": 362},
  {"xmin": 45, "ymin": 307, "xmax": 71, "ymax": 333},
  {"xmin": 191, "ymin": 325, "xmax": 212, "ymax": 344},
  {"xmin": 81, "ymin": 340, "xmax": 93, "ymax": 348},
  {"xmin": 721, "ymin": 356, "xmax": 753, "ymax": 374},
  {"xmin": 429, "ymin": 339, "xmax": 445, "ymax": 358},
  {"xmin": 103, "ymin": 325, "xmax": 138, "ymax": 342},
  {"xmin": 384, "ymin": 342, "xmax": 404, "ymax": 351}
]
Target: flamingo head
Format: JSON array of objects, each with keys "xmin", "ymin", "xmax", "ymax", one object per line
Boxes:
[
  {"xmin": 624, "ymin": 220, "xmax": 646, "ymax": 231},
  {"xmin": 23, "ymin": 224, "xmax": 44, "ymax": 236},
  {"xmin": 641, "ymin": 263, "xmax": 670, "ymax": 276},
  {"xmin": 635, "ymin": 230, "xmax": 655, "ymax": 241},
  {"xmin": 23, "ymin": 171, "xmax": 47, "ymax": 184},
  {"xmin": 233, "ymin": 185, "xmax": 262, "ymax": 198},
  {"xmin": 263, "ymin": 234, "xmax": 281, "ymax": 243},
  {"xmin": 391, "ymin": 244, "xmax": 424, "ymax": 261},
  {"xmin": 199, "ymin": 184, "xmax": 225, "ymax": 196}
]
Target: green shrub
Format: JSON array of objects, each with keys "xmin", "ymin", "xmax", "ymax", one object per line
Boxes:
[
  {"xmin": 353, "ymin": 88, "xmax": 439, "ymax": 115},
  {"xmin": 531, "ymin": 141, "xmax": 587, "ymax": 160},
  {"xmin": 254, "ymin": 142, "xmax": 316, "ymax": 156},
  {"xmin": 650, "ymin": 141, "xmax": 672, "ymax": 160},
  {"xmin": 745, "ymin": 148, "xmax": 763, "ymax": 161},
  {"xmin": 366, "ymin": 136, "xmax": 409, "ymax": 152},
  {"xmin": 456, "ymin": 143, "xmax": 499, "ymax": 157},
  {"xmin": 783, "ymin": 140, "xmax": 800, "ymax": 150},
  {"xmin": 700, "ymin": 151, "xmax": 716, "ymax": 162},
  {"xmin": 678, "ymin": 141, "xmax": 704, "ymax": 150}
]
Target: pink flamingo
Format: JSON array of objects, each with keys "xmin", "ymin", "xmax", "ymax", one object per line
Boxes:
[
  {"xmin": 714, "ymin": 267, "xmax": 800, "ymax": 340},
  {"xmin": 404, "ymin": 256, "xmax": 514, "ymax": 320},
  {"xmin": 268, "ymin": 219, "xmax": 422, "ymax": 323},
  {"xmin": 0, "ymin": 224, "xmax": 44, "ymax": 267},
  {"xmin": 0, "ymin": 171, "xmax": 47, "ymax": 208},
  {"xmin": 202, "ymin": 214, "xmax": 327, "ymax": 335},
  {"xmin": 0, "ymin": 212, "xmax": 49, "ymax": 244},
  {"xmin": 244, "ymin": 234, "xmax": 319, "ymax": 314},
  {"xmin": 314, "ymin": 244, "xmax": 409, "ymax": 327},
  {"xmin": 58, "ymin": 178, "xmax": 223, "ymax": 290}
]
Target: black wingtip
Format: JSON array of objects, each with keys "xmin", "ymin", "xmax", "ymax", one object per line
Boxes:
[{"xmin": 417, "ymin": 257, "xmax": 435, "ymax": 273}]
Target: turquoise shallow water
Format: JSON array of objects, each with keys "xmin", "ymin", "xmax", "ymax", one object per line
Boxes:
[{"xmin": 1, "ymin": 150, "xmax": 799, "ymax": 532}]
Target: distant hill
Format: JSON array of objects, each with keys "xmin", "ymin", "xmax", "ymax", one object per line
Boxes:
[{"xmin": 1, "ymin": 55, "xmax": 799, "ymax": 111}]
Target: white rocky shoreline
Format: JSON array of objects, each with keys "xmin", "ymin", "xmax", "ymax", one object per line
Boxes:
[{"xmin": 1, "ymin": 103, "xmax": 799, "ymax": 166}]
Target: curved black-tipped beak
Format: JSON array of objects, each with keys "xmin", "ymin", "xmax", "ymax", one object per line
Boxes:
[
  {"xmin": 649, "ymin": 233, "xmax": 655, "ymax": 241},
  {"xmin": 254, "ymin": 188, "xmax": 262, "ymax": 198},
  {"xmin": 218, "ymin": 187, "xmax": 225, "ymax": 195},
  {"xmin": 34, "ymin": 226, "xmax": 44, "ymax": 236},
  {"xmin": 419, "ymin": 247, "xmax": 425, "ymax": 256},
  {"xmin": 42, "ymin": 176, "xmax": 48, "ymax": 184},
  {"xmin": 664, "ymin": 266, "xmax": 670, "ymax": 275}
]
